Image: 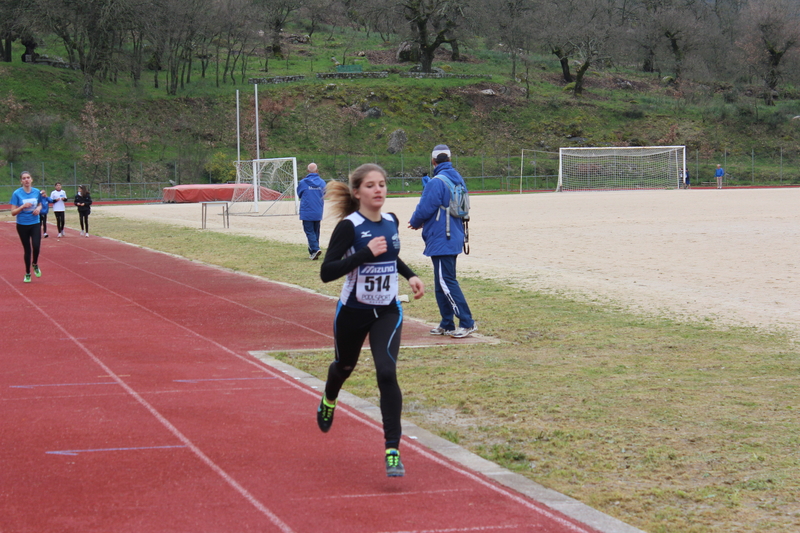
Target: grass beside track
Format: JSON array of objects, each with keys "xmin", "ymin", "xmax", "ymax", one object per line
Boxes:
[{"xmin": 19, "ymin": 211, "xmax": 800, "ymax": 533}]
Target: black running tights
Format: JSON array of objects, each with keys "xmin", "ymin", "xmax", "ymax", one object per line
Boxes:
[
  {"xmin": 325, "ymin": 302, "xmax": 403, "ymax": 449},
  {"xmin": 54, "ymin": 211, "xmax": 65, "ymax": 233},
  {"xmin": 16, "ymin": 223, "xmax": 41, "ymax": 274},
  {"xmin": 79, "ymin": 212, "xmax": 89, "ymax": 233}
]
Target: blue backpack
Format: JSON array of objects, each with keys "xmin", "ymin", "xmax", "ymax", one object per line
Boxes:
[{"xmin": 433, "ymin": 174, "xmax": 470, "ymax": 254}]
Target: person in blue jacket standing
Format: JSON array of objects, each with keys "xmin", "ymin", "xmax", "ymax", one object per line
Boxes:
[
  {"xmin": 408, "ymin": 144, "xmax": 477, "ymax": 338},
  {"xmin": 715, "ymin": 164, "xmax": 725, "ymax": 189},
  {"xmin": 297, "ymin": 163, "xmax": 327, "ymax": 260}
]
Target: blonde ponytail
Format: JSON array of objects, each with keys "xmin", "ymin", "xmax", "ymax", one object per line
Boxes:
[{"xmin": 325, "ymin": 163, "xmax": 387, "ymax": 220}]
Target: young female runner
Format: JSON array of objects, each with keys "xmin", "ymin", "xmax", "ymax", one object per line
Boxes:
[
  {"xmin": 9, "ymin": 171, "xmax": 43, "ymax": 283},
  {"xmin": 318, "ymin": 163, "xmax": 424, "ymax": 477},
  {"xmin": 74, "ymin": 185, "xmax": 92, "ymax": 237}
]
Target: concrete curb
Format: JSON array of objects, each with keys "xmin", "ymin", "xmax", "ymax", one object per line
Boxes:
[{"xmin": 253, "ymin": 352, "xmax": 646, "ymax": 533}]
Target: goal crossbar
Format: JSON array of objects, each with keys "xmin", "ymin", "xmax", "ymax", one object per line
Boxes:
[{"xmin": 558, "ymin": 146, "xmax": 686, "ymax": 191}]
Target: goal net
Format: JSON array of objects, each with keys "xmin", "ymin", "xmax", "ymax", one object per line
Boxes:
[
  {"xmin": 558, "ymin": 146, "xmax": 686, "ymax": 191},
  {"xmin": 229, "ymin": 157, "xmax": 299, "ymax": 216}
]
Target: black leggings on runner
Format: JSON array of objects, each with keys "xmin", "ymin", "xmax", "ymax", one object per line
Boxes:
[
  {"xmin": 16, "ymin": 223, "xmax": 41, "ymax": 274},
  {"xmin": 325, "ymin": 302, "xmax": 404, "ymax": 449},
  {"xmin": 78, "ymin": 212, "xmax": 89, "ymax": 233},
  {"xmin": 39, "ymin": 213, "xmax": 48, "ymax": 235},
  {"xmin": 54, "ymin": 211, "xmax": 65, "ymax": 234}
]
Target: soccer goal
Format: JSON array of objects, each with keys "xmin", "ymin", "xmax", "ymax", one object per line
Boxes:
[
  {"xmin": 557, "ymin": 146, "xmax": 686, "ymax": 191},
  {"xmin": 229, "ymin": 157, "xmax": 299, "ymax": 216}
]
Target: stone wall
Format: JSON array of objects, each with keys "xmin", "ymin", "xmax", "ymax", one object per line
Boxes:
[
  {"xmin": 247, "ymin": 72, "xmax": 489, "ymax": 85},
  {"xmin": 399, "ymin": 73, "xmax": 491, "ymax": 79},
  {"xmin": 315, "ymin": 72, "xmax": 389, "ymax": 80},
  {"xmin": 248, "ymin": 75, "xmax": 306, "ymax": 84}
]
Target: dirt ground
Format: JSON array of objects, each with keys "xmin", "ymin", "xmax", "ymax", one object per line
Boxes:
[{"xmin": 95, "ymin": 188, "xmax": 800, "ymax": 337}]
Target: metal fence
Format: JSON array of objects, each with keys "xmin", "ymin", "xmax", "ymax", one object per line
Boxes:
[{"xmin": 3, "ymin": 148, "xmax": 798, "ymax": 201}]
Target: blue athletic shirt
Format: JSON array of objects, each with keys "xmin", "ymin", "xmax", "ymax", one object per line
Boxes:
[
  {"xmin": 321, "ymin": 211, "xmax": 416, "ymax": 310},
  {"xmin": 10, "ymin": 187, "xmax": 41, "ymax": 226}
]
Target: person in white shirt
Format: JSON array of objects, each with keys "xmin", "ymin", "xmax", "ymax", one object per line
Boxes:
[{"xmin": 50, "ymin": 182, "xmax": 68, "ymax": 238}]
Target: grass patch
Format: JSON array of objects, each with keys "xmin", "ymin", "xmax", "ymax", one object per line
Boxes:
[{"xmin": 71, "ymin": 213, "xmax": 800, "ymax": 532}]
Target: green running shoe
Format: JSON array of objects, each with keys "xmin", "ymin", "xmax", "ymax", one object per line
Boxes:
[
  {"xmin": 33, "ymin": 264, "xmax": 41, "ymax": 277},
  {"xmin": 24, "ymin": 273, "xmax": 31, "ymax": 283},
  {"xmin": 385, "ymin": 448, "xmax": 405, "ymax": 477},
  {"xmin": 316, "ymin": 396, "xmax": 336, "ymax": 433}
]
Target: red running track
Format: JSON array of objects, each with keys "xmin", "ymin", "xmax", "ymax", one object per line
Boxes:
[{"xmin": 0, "ymin": 222, "xmax": 628, "ymax": 533}]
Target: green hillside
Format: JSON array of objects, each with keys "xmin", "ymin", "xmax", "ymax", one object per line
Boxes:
[{"xmin": 2, "ymin": 34, "xmax": 800, "ymax": 192}]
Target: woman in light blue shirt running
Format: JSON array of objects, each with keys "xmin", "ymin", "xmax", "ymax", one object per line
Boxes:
[{"xmin": 9, "ymin": 171, "xmax": 43, "ymax": 283}]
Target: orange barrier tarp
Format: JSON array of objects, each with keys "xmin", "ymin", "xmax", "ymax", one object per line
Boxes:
[{"xmin": 162, "ymin": 184, "xmax": 281, "ymax": 203}]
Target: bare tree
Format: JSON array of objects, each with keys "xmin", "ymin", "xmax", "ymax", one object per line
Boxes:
[
  {"xmin": 736, "ymin": 0, "xmax": 800, "ymax": 105},
  {"xmin": 397, "ymin": 0, "xmax": 472, "ymax": 72},
  {"xmin": 477, "ymin": 0, "xmax": 536, "ymax": 79},
  {"xmin": 538, "ymin": 0, "xmax": 612, "ymax": 92},
  {"xmin": 35, "ymin": 0, "xmax": 134, "ymax": 99},
  {"xmin": 0, "ymin": 0, "xmax": 27, "ymax": 62},
  {"xmin": 146, "ymin": 0, "xmax": 212, "ymax": 95},
  {"xmin": 212, "ymin": 0, "xmax": 256, "ymax": 85},
  {"xmin": 254, "ymin": 0, "xmax": 302, "ymax": 59},
  {"xmin": 79, "ymin": 102, "xmax": 120, "ymax": 189}
]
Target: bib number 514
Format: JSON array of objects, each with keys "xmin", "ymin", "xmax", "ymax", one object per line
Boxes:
[{"xmin": 364, "ymin": 275, "xmax": 391, "ymax": 292}]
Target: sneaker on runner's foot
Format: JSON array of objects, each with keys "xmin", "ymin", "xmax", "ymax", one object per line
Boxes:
[
  {"xmin": 429, "ymin": 327, "xmax": 454, "ymax": 335},
  {"xmin": 385, "ymin": 449, "xmax": 405, "ymax": 477},
  {"xmin": 33, "ymin": 265, "xmax": 41, "ymax": 277},
  {"xmin": 316, "ymin": 396, "xmax": 336, "ymax": 432},
  {"xmin": 24, "ymin": 273, "xmax": 31, "ymax": 283},
  {"xmin": 450, "ymin": 325, "xmax": 477, "ymax": 338}
]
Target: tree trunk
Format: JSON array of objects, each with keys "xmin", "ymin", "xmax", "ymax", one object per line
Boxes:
[
  {"xmin": 419, "ymin": 45, "xmax": 435, "ymax": 72},
  {"xmin": 764, "ymin": 46, "xmax": 784, "ymax": 106},
  {"xmin": 83, "ymin": 71, "xmax": 95, "ymax": 99},
  {"xmin": 642, "ymin": 47, "xmax": 655, "ymax": 73},
  {"xmin": 2, "ymin": 38, "xmax": 12, "ymax": 62},
  {"xmin": 573, "ymin": 59, "xmax": 591, "ymax": 96},
  {"xmin": 665, "ymin": 32, "xmax": 683, "ymax": 81},
  {"xmin": 559, "ymin": 56, "xmax": 572, "ymax": 83},
  {"xmin": 449, "ymin": 38, "xmax": 460, "ymax": 61}
]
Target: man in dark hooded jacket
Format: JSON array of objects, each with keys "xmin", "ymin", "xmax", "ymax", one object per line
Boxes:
[{"xmin": 409, "ymin": 145, "xmax": 476, "ymax": 338}]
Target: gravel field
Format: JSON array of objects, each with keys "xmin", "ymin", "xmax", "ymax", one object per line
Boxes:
[{"xmin": 96, "ymin": 187, "xmax": 800, "ymax": 337}]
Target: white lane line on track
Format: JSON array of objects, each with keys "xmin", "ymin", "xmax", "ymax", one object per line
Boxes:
[
  {"xmin": 1, "ymin": 275, "xmax": 297, "ymax": 533},
  {"xmin": 296, "ymin": 488, "xmax": 472, "ymax": 500},
  {"xmin": 10, "ymin": 381, "xmax": 118, "ymax": 389},
  {"xmin": 47, "ymin": 445, "xmax": 187, "ymax": 456},
  {"xmin": 377, "ymin": 525, "xmax": 527, "ymax": 533},
  {"xmin": 173, "ymin": 377, "xmax": 277, "ymax": 383}
]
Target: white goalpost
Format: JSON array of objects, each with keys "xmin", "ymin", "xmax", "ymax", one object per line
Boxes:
[
  {"xmin": 229, "ymin": 157, "xmax": 299, "ymax": 216},
  {"xmin": 557, "ymin": 146, "xmax": 686, "ymax": 192}
]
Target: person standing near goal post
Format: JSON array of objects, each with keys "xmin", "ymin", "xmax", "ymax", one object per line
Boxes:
[
  {"xmin": 316, "ymin": 163, "xmax": 425, "ymax": 477},
  {"xmin": 715, "ymin": 164, "xmax": 725, "ymax": 189},
  {"xmin": 409, "ymin": 144, "xmax": 477, "ymax": 339},
  {"xmin": 297, "ymin": 163, "xmax": 326, "ymax": 260}
]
